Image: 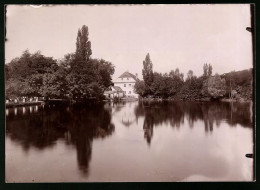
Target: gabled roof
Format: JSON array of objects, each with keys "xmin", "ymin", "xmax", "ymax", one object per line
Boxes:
[
  {"xmin": 113, "ymin": 86, "xmax": 123, "ymax": 92},
  {"xmin": 118, "ymin": 71, "xmax": 137, "ymax": 81}
]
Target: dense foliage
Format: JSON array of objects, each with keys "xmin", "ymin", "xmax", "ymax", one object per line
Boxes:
[
  {"xmin": 135, "ymin": 54, "xmax": 252, "ymax": 101},
  {"xmin": 5, "ymin": 25, "xmax": 114, "ymax": 102}
]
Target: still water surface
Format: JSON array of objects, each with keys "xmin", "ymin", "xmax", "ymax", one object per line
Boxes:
[{"xmin": 6, "ymin": 101, "xmax": 253, "ymax": 182}]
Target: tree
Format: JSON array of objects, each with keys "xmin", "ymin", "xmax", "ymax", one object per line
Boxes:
[
  {"xmin": 41, "ymin": 67, "xmax": 68, "ymax": 98},
  {"xmin": 168, "ymin": 69, "xmax": 184, "ymax": 97},
  {"xmin": 66, "ymin": 26, "xmax": 108, "ymax": 101},
  {"xmin": 202, "ymin": 74, "xmax": 226, "ymax": 99},
  {"xmin": 134, "ymin": 80, "xmax": 146, "ymax": 97},
  {"xmin": 5, "ymin": 25, "xmax": 114, "ymax": 102},
  {"xmin": 203, "ymin": 63, "xmax": 208, "ymax": 77},
  {"xmin": 6, "ymin": 50, "xmax": 60, "ymax": 98},
  {"xmin": 92, "ymin": 59, "xmax": 115, "ymax": 88},
  {"xmin": 75, "ymin": 25, "xmax": 92, "ymax": 62},
  {"xmin": 5, "ymin": 78, "xmax": 24, "ymax": 99},
  {"xmin": 142, "ymin": 53, "xmax": 154, "ymax": 95},
  {"xmin": 187, "ymin": 70, "xmax": 194, "ymax": 81},
  {"xmin": 178, "ymin": 72, "xmax": 202, "ymax": 101},
  {"xmin": 150, "ymin": 72, "xmax": 164, "ymax": 97},
  {"xmin": 203, "ymin": 63, "xmax": 213, "ymax": 77},
  {"xmin": 208, "ymin": 64, "xmax": 213, "ymax": 76},
  {"xmin": 7, "ymin": 50, "xmax": 31, "ymax": 80}
]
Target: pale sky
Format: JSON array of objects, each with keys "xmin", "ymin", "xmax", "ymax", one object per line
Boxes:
[{"xmin": 5, "ymin": 4, "xmax": 253, "ymax": 80}]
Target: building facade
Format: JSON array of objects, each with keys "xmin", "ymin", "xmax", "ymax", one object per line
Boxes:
[
  {"xmin": 113, "ymin": 71, "xmax": 139, "ymax": 98},
  {"xmin": 104, "ymin": 86, "xmax": 124, "ymax": 99}
]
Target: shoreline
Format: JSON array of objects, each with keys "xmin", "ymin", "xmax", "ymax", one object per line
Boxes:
[
  {"xmin": 5, "ymin": 97, "xmax": 252, "ymax": 108},
  {"xmin": 138, "ymin": 97, "xmax": 252, "ymax": 103},
  {"xmin": 6, "ymin": 101, "xmax": 45, "ymax": 108}
]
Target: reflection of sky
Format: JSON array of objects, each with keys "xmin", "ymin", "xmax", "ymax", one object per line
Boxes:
[{"xmin": 6, "ymin": 102, "xmax": 253, "ymax": 182}]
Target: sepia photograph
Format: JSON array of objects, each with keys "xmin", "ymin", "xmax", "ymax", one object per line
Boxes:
[{"xmin": 5, "ymin": 4, "xmax": 254, "ymax": 182}]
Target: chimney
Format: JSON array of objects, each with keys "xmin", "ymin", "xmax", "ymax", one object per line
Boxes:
[{"xmin": 135, "ymin": 73, "xmax": 138, "ymax": 79}]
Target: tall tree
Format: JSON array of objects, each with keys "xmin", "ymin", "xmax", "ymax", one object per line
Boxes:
[
  {"xmin": 75, "ymin": 25, "xmax": 92, "ymax": 62},
  {"xmin": 203, "ymin": 63, "xmax": 208, "ymax": 77},
  {"xmin": 142, "ymin": 53, "xmax": 154, "ymax": 95},
  {"xmin": 208, "ymin": 64, "xmax": 213, "ymax": 76}
]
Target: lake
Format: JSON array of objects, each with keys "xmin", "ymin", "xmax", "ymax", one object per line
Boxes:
[{"xmin": 5, "ymin": 101, "xmax": 254, "ymax": 182}]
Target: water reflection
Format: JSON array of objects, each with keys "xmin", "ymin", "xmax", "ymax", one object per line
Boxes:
[
  {"xmin": 6, "ymin": 101, "xmax": 253, "ymax": 182},
  {"xmin": 132, "ymin": 101, "xmax": 253, "ymax": 144},
  {"xmin": 6, "ymin": 104, "xmax": 115, "ymax": 176}
]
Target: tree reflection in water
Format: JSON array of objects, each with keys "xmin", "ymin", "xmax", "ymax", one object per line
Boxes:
[
  {"xmin": 6, "ymin": 101, "xmax": 253, "ymax": 178},
  {"xmin": 6, "ymin": 104, "xmax": 115, "ymax": 176},
  {"xmin": 134, "ymin": 101, "xmax": 253, "ymax": 145}
]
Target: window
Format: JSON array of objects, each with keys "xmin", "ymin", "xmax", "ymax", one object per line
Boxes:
[
  {"xmin": 129, "ymin": 84, "xmax": 131, "ymax": 86},
  {"xmin": 127, "ymin": 78, "xmax": 129, "ymax": 80},
  {"xmin": 121, "ymin": 78, "xmax": 123, "ymax": 81},
  {"xmin": 124, "ymin": 84, "xmax": 126, "ymax": 87},
  {"xmin": 129, "ymin": 91, "xmax": 131, "ymax": 94}
]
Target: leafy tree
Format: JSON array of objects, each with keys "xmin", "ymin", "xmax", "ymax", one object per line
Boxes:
[
  {"xmin": 134, "ymin": 80, "xmax": 146, "ymax": 97},
  {"xmin": 178, "ymin": 74, "xmax": 203, "ymax": 100},
  {"xmin": 66, "ymin": 26, "xmax": 114, "ymax": 101},
  {"xmin": 5, "ymin": 78, "xmax": 24, "ymax": 99},
  {"xmin": 92, "ymin": 59, "xmax": 115, "ymax": 88},
  {"xmin": 5, "ymin": 25, "xmax": 114, "ymax": 102},
  {"xmin": 7, "ymin": 50, "xmax": 31, "ymax": 80},
  {"xmin": 142, "ymin": 53, "xmax": 154, "ymax": 95},
  {"xmin": 167, "ymin": 69, "xmax": 184, "ymax": 96},
  {"xmin": 187, "ymin": 70, "xmax": 194, "ymax": 81},
  {"xmin": 41, "ymin": 67, "xmax": 68, "ymax": 98},
  {"xmin": 6, "ymin": 50, "xmax": 59, "ymax": 98},
  {"xmin": 150, "ymin": 72, "xmax": 164, "ymax": 97},
  {"xmin": 202, "ymin": 74, "xmax": 226, "ymax": 99}
]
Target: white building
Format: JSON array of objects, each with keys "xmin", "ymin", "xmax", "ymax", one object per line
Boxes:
[
  {"xmin": 113, "ymin": 71, "xmax": 139, "ymax": 98},
  {"xmin": 104, "ymin": 86, "xmax": 124, "ymax": 99}
]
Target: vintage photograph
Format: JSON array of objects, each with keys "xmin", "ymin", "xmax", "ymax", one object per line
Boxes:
[{"xmin": 5, "ymin": 4, "xmax": 254, "ymax": 182}]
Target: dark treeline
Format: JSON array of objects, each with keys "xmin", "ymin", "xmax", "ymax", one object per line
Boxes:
[
  {"xmin": 135, "ymin": 53, "xmax": 253, "ymax": 101},
  {"xmin": 5, "ymin": 25, "xmax": 114, "ymax": 103}
]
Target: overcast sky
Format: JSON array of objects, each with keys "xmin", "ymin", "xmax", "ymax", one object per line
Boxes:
[{"xmin": 5, "ymin": 4, "xmax": 253, "ymax": 80}]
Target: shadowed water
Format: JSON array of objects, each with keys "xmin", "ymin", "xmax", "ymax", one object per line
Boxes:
[{"xmin": 5, "ymin": 101, "xmax": 253, "ymax": 182}]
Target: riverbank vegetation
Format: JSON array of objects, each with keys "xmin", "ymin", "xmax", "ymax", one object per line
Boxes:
[
  {"xmin": 134, "ymin": 53, "xmax": 253, "ymax": 101},
  {"xmin": 5, "ymin": 25, "xmax": 253, "ymax": 103},
  {"xmin": 5, "ymin": 25, "xmax": 114, "ymax": 103}
]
